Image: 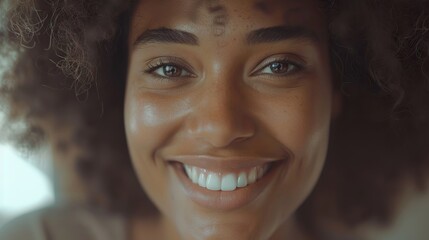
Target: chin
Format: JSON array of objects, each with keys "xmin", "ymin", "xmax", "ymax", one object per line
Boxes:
[{"xmin": 189, "ymin": 223, "xmax": 263, "ymax": 240}]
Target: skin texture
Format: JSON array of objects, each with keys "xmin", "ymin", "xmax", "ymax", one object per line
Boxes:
[{"xmin": 125, "ymin": 0, "xmax": 335, "ymax": 239}]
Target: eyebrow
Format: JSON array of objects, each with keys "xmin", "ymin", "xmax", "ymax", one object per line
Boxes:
[
  {"xmin": 246, "ymin": 26, "xmax": 320, "ymax": 44},
  {"xmin": 134, "ymin": 27, "xmax": 199, "ymax": 46},
  {"xmin": 133, "ymin": 25, "xmax": 319, "ymax": 47}
]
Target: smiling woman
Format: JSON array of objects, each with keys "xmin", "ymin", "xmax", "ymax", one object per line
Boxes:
[
  {"xmin": 0, "ymin": 0, "xmax": 428, "ymax": 240},
  {"xmin": 125, "ymin": 1, "xmax": 333, "ymax": 238}
]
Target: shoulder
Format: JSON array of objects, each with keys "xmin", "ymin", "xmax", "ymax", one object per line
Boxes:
[{"xmin": 0, "ymin": 204, "xmax": 127, "ymax": 240}]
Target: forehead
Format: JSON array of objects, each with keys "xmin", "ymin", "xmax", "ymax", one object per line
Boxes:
[{"xmin": 129, "ymin": 0, "xmax": 327, "ymax": 44}]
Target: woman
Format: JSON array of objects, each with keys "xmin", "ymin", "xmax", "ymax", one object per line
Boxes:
[{"xmin": 0, "ymin": 0, "xmax": 428, "ymax": 239}]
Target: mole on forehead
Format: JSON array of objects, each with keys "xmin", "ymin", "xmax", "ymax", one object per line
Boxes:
[
  {"xmin": 253, "ymin": 0, "xmax": 304, "ymax": 15},
  {"xmin": 206, "ymin": 0, "xmax": 225, "ymax": 13},
  {"xmin": 189, "ymin": 0, "xmax": 229, "ymax": 21},
  {"xmin": 188, "ymin": 0, "xmax": 229, "ymax": 37}
]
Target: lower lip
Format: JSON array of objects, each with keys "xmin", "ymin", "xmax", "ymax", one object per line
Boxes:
[{"xmin": 171, "ymin": 161, "xmax": 284, "ymax": 211}]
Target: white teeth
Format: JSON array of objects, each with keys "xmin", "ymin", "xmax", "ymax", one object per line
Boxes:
[
  {"xmin": 191, "ymin": 167, "xmax": 199, "ymax": 184},
  {"xmin": 237, "ymin": 172, "xmax": 248, "ymax": 188},
  {"xmin": 221, "ymin": 174, "xmax": 237, "ymax": 191},
  {"xmin": 248, "ymin": 168, "xmax": 257, "ymax": 184},
  {"xmin": 206, "ymin": 173, "xmax": 221, "ymax": 191},
  {"xmin": 183, "ymin": 164, "xmax": 270, "ymax": 191},
  {"xmin": 198, "ymin": 173, "xmax": 206, "ymax": 187}
]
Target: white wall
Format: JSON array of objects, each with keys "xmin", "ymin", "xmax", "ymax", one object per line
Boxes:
[{"xmin": 0, "ymin": 144, "xmax": 55, "ymax": 226}]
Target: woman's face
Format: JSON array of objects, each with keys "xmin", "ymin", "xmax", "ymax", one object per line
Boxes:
[{"xmin": 125, "ymin": 0, "xmax": 333, "ymax": 239}]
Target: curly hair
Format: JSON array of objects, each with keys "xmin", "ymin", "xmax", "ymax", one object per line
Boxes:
[{"xmin": 1, "ymin": 0, "xmax": 428, "ymax": 235}]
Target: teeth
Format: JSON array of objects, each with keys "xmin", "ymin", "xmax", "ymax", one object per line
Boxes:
[
  {"xmin": 206, "ymin": 173, "xmax": 221, "ymax": 191},
  {"xmin": 237, "ymin": 172, "xmax": 248, "ymax": 188},
  {"xmin": 183, "ymin": 164, "xmax": 269, "ymax": 191},
  {"xmin": 191, "ymin": 167, "xmax": 199, "ymax": 184},
  {"xmin": 221, "ymin": 174, "xmax": 237, "ymax": 191},
  {"xmin": 198, "ymin": 173, "xmax": 206, "ymax": 188},
  {"xmin": 248, "ymin": 168, "xmax": 257, "ymax": 184}
]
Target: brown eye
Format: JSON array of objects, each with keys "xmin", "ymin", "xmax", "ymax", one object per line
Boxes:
[
  {"xmin": 144, "ymin": 56, "xmax": 196, "ymax": 79},
  {"xmin": 259, "ymin": 60, "xmax": 299, "ymax": 75},
  {"xmin": 150, "ymin": 64, "xmax": 193, "ymax": 78},
  {"xmin": 269, "ymin": 62, "xmax": 289, "ymax": 74},
  {"xmin": 250, "ymin": 55, "xmax": 305, "ymax": 78},
  {"xmin": 163, "ymin": 65, "xmax": 182, "ymax": 77}
]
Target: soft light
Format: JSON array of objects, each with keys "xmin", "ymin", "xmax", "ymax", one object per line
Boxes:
[{"xmin": 0, "ymin": 145, "xmax": 54, "ymax": 221}]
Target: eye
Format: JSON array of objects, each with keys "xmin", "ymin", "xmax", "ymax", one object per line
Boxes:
[
  {"xmin": 248, "ymin": 55, "xmax": 307, "ymax": 88},
  {"xmin": 151, "ymin": 64, "xmax": 192, "ymax": 78},
  {"xmin": 257, "ymin": 60, "xmax": 301, "ymax": 76},
  {"xmin": 144, "ymin": 57, "xmax": 196, "ymax": 79},
  {"xmin": 140, "ymin": 57, "xmax": 196, "ymax": 89}
]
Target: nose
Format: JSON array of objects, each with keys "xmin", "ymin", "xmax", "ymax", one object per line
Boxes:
[{"xmin": 185, "ymin": 80, "xmax": 256, "ymax": 148}]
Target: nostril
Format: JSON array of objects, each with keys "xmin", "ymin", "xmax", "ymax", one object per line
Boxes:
[{"xmin": 231, "ymin": 136, "xmax": 251, "ymax": 144}]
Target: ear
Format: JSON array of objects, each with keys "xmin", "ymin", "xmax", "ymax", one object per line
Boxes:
[{"xmin": 331, "ymin": 90, "xmax": 342, "ymax": 119}]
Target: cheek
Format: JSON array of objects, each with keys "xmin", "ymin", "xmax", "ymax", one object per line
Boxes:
[
  {"xmin": 125, "ymin": 91, "xmax": 190, "ymax": 160},
  {"xmin": 256, "ymin": 85, "xmax": 332, "ymax": 219},
  {"xmin": 124, "ymin": 90, "xmax": 192, "ymax": 210},
  {"xmin": 258, "ymin": 87, "xmax": 332, "ymax": 161}
]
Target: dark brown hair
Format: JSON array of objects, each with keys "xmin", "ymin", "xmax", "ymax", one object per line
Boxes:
[{"xmin": 1, "ymin": 0, "xmax": 428, "ymax": 235}]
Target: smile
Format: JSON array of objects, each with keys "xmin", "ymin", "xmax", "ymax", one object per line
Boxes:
[
  {"xmin": 168, "ymin": 155, "xmax": 287, "ymax": 210},
  {"xmin": 183, "ymin": 164, "xmax": 270, "ymax": 191}
]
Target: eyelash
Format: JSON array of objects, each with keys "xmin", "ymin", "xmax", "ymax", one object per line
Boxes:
[
  {"xmin": 143, "ymin": 57, "xmax": 304, "ymax": 80},
  {"xmin": 144, "ymin": 58, "xmax": 194, "ymax": 79},
  {"xmin": 251, "ymin": 57, "xmax": 303, "ymax": 77}
]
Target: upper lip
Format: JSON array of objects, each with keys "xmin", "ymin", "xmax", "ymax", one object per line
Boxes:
[{"xmin": 167, "ymin": 155, "xmax": 284, "ymax": 171}]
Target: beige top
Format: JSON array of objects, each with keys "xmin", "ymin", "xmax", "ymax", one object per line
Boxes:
[{"xmin": 0, "ymin": 205, "xmax": 127, "ymax": 240}]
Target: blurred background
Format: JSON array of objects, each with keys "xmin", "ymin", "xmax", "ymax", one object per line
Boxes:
[
  {"xmin": 0, "ymin": 24, "xmax": 55, "ymax": 225},
  {"xmin": 0, "ymin": 122, "xmax": 55, "ymax": 227},
  {"xmin": 0, "ymin": 4, "xmax": 53, "ymax": 227}
]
